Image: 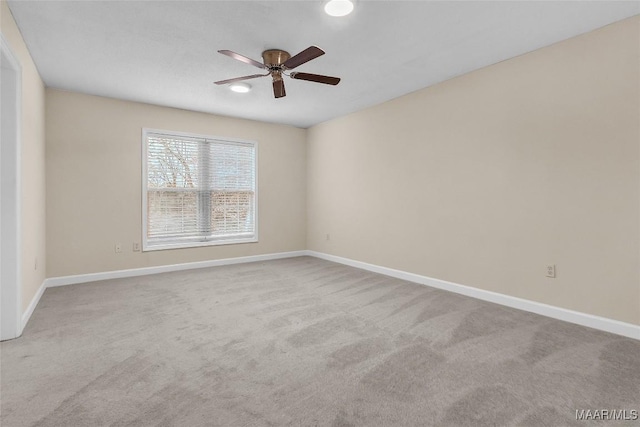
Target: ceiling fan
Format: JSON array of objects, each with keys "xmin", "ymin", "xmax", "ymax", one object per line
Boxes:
[{"xmin": 214, "ymin": 46, "xmax": 341, "ymax": 98}]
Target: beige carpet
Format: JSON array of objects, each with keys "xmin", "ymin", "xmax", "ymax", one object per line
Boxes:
[{"xmin": 1, "ymin": 256, "xmax": 638, "ymax": 426}]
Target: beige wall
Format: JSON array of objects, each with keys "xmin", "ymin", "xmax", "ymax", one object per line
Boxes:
[
  {"xmin": 1, "ymin": 1, "xmax": 47, "ymax": 313},
  {"xmin": 307, "ymin": 17, "xmax": 640, "ymax": 325},
  {"xmin": 46, "ymin": 90, "xmax": 306, "ymax": 277}
]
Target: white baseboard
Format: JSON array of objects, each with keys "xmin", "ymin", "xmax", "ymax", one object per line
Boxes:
[
  {"xmin": 305, "ymin": 250, "xmax": 640, "ymax": 340},
  {"xmin": 21, "ymin": 279, "xmax": 46, "ymax": 333},
  {"xmin": 45, "ymin": 250, "xmax": 307, "ymax": 288},
  {"xmin": 24, "ymin": 249, "xmax": 639, "ymax": 341}
]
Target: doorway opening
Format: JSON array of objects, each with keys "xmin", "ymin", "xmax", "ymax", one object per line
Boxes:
[{"xmin": 1, "ymin": 34, "xmax": 22, "ymax": 341}]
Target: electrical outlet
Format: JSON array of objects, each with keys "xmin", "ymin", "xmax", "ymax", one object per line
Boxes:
[
  {"xmin": 133, "ymin": 242, "xmax": 140, "ymax": 252},
  {"xmin": 326, "ymin": 233, "xmax": 330, "ymax": 241},
  {"xmin": 115, "ymin": 243, "xmax": 122, "ymax": 253},
  {"xmin": 34, "ymin": 257, "xmax": 38, "ymax": 270},
  {"xmin": 546, "ymin": 264, "xmax": 556, "ymax": 278}
]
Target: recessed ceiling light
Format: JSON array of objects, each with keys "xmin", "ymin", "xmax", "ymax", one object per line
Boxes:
[
  {"xmin": 324, "ymin": 0, "xmax": 354, "ymax": 17},
  {"xmin": 229, "ymin": 82, "xmax": 251, "ymax": 93}
]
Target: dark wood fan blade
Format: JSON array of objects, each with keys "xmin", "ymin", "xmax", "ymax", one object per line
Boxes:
[
  {"xmin": 273, "ymin": 79, "xmax": 286, "ymax": 98},
  {"xmin": 290, "ymin": 72, "xmax": 340, "ymax": 85},
  {"xmin": 218, "ymin": 50, "xmax": 266, "ymax": 69},
  {"xmin": 283, "ymin": 46, "xmax": 325, "ymax": 70},
  {"xmin": 214, "ymin": 74, "xmax": 269, "ymax": 85}
]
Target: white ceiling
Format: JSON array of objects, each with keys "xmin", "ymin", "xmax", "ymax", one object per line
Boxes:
[{"xmin": 7, "ymin": 1, "xmax": 639, "ymax": 128}]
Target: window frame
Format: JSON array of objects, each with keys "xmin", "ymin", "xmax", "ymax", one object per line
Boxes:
[{"xmin": 141, "ymin": 128, "xmax": 259, "ymax": 252}]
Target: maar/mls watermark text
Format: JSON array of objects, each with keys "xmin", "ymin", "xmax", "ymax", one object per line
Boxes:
[{"xmin": 576, "ymin": 409, "xmax": 638, "ymax": 422}]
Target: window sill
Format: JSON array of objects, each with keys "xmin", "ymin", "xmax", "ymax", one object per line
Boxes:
[{"xmin": 143, "ymin": 237, "xmax": 258, "ymax": 252}]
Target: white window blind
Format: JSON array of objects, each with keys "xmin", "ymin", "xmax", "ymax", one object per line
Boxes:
[{"xmin": 143, "ymin": 129, "xmax": 257, "ymax": 251}]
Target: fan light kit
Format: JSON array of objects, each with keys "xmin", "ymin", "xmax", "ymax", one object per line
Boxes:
[
  {"xmin": 324, "ymin": 0, "xmax": 354, "ymax": 17},
  {"xmin": 229, "ymin": 82, "xmax": 251, "ymax": 93},
  {"xmin": 215, "ymin": 46, "xmax": 341, "ymax": 99}
]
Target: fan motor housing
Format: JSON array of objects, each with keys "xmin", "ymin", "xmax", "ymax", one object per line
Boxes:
[{"xmin": 262, "ymin": 49, "xmax": 291, "ymax": 67}]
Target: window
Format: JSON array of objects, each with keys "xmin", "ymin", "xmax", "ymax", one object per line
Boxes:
[{"xmin": 142, "ymin": 129, "xmax": 257, "ymax": 251}]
